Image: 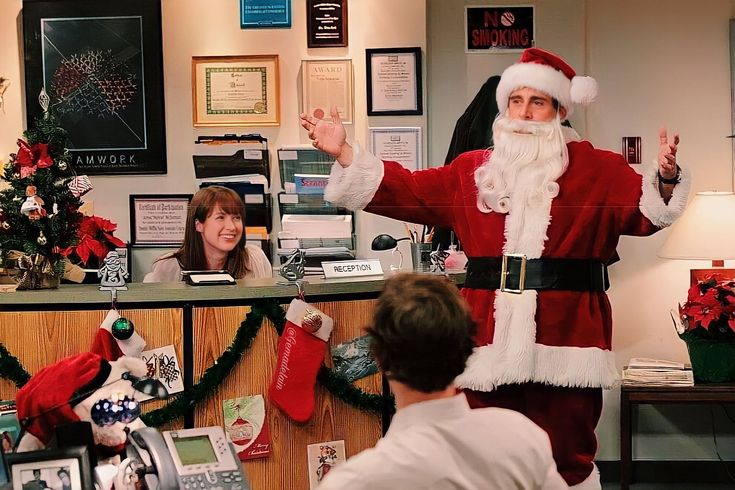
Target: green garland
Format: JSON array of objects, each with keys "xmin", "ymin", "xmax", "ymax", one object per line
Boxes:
[
  {"xmin": 0, "ymin": 343, "xmax": 31, "ymax": 388},
  {"xmin": 0, "ymin": 299, "xmax": 392, "ymax": 426}
]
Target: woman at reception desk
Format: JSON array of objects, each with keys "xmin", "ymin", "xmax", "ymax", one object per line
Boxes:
[{"xmin": 144, "ymin": 186, "xmax": 272, "ymax": 283}]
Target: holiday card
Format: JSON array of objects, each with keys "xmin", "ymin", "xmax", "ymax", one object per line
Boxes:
[
  {"xmin": 223, "ymin": 395, "xmax": 271, "ymax": 460},
  {"xmin": 138, "ymin": 345, "xmax": 184, "ymax": 401},
  {"xmin": 0, "ymin": 400, "xmax": 20, "ymax": 454},
  {"xmin": 331, "ymin": 335, "xmax": 378, "ymax": 382},
  {"xmin": 307, "ymin": 440, "xmax": 346, "ymax": 489}
]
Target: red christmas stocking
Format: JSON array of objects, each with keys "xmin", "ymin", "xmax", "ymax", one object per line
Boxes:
[{"xmin": 269, "ymin": 299, "xmax": 333, "ymax": 423}]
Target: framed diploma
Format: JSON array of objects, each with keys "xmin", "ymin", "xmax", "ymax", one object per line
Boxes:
[
  {"xmin": 301, "ymin": 59, "xmax": 353, "ymax": 125},
  {"xmin": 240, "ymin": 0, "xmax": 291, "ymax": 28},
  {"xmin": 307, "ymin": 0, "xmax": 348, "ymax": 48},
  {"xmin": 366, "ymin": 47, "xmax": 423, "ymax": 116},
  {"xmin": 130, "ymin": 194, "xmax": 193, "ymax": 246},
  {"xmin": 192, "ymin": 55, "xmax": 280, "ymax": 127},
  {"xmin": 22, "ymin": 0, "xmax": 167, "ymax": 175},
  {"xmin": 368, "ymin": 127, "xmax": 422, "ymax": 171}
]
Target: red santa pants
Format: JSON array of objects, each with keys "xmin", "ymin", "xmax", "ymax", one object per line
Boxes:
[{"xmin": 464, "ymin": 383, "xmax": 602, "ymax": 486}]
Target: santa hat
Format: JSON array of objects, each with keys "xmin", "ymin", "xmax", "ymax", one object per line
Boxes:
[
  {"xmin": 16, "ymin": 352, "xmax": 112, "ymax": 446},
  {"xmin": 90, "ymin": 309, "xmax": 146, "ymax": 361},
  {"xmin": 496, "ymin": 47, "xmax": 598, "ymax": 118}
]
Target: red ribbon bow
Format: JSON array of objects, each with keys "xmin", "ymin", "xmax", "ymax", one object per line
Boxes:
[{"xmin": 15, "ymin": 139, "xmax": 53, "ymax": 178}]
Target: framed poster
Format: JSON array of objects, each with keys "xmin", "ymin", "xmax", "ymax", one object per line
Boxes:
[
  {"xmin": 22, "ymin": 0, "xmax": 167, "ymax": 175},
  {"xmin": 368, "ymin": 127, "xmax": 422, "ymax": 171},
  {"xmin": 192, "ymin": 55, "xmax": 280, "ymax": 127},
  {"xmin": 240, "ymin": 0, "xmax": 291, "ymax": 28},
  {"xmin": 301, "ymin": 59, "xmax": 353, "ymax": 124},
  {"xmin": 366, "ymin": 47, "xmax": 422, "ymax": 116},
  {"xmin": 307, "ymin": 0, "xmax": 348, "ymax": 48},
  {"xmin": 465, "ymin": 5, "xmax": 535, "ymax": 52},
  {"xmin": 130, "ymin": 194, "xmax": 193, "ymax": 247}
]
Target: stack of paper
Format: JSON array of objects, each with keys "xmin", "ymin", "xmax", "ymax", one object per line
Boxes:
[{"xmin": 622, "ymin": 357, "xmax": 693, "ymax": 387}]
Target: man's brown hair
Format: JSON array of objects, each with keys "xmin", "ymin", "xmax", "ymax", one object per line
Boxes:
[{"xmin": 366, "ymin": 273, "xmax": 476, "ymax": 393}]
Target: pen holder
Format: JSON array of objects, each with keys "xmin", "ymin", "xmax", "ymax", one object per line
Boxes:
[{"xmin": 410, "ymin": 243, "xmax": 433, "ymax": 272}]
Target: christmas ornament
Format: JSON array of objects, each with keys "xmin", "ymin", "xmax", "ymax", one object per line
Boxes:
[
  {"xmin": 37, "ymin": 231, "xmax": 47, "ymax": 245},
  {"xmin": 20, "ymin": 185, "xmax": 46, "ymax": 220},
  {"xmin": 68, "ymin": 175, "xmax": 93, "ymax": 198},
  {"xmin": 269, "ymin": 299, "xmax": 333, "ymax": 422},
  {"xmin": 1, "ymin": 222, "xmax": 9, "ymax": 230},
  {"xmin": 14, "ymin": 139, "xmax": 53, "ymax": 178},
  {"xmin": 111, "ymin": 317, "xmax": 135, "ymax": 340},
  {"xmin": 91, "ymin": 394, "xmax": 140, "ymax": 427},
  {"xmin": 58, "ymin": 161, "xmax": 68, "ymax": 171}
]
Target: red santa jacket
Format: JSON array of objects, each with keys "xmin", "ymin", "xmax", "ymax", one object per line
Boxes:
[{"xmin": 325, "ymin": 141, "xmax": 689, "ymax": 390}]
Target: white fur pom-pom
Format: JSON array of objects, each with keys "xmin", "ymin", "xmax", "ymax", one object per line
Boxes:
[{"xmin": 570, "ymin": 76, "xmax": 598, "ymax": 105}]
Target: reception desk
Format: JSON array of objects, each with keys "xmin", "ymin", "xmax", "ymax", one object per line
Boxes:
[{"xmin": 0, "ymin": 275, "xmax": 421, "ymax": 489}]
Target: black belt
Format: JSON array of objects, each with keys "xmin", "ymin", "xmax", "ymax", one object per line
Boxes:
[{"xmin": 464, "ymin": 256, "xmax": 609, "ymax": 293}]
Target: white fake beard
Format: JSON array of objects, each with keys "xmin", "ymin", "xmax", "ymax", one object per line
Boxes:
[{"xmin": 475, "ymin": 115, "xmax": 569, "ymax": 214}]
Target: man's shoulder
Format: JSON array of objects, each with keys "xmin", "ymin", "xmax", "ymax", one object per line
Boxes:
[{"xmin": 453, "ymin": 148, "xmax": 490, "ymax": 167}]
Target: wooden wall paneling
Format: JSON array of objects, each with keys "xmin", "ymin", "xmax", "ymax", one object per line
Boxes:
[{"xmin": 193, "ymin": 300, "xmax": 382, "ymax": 490}]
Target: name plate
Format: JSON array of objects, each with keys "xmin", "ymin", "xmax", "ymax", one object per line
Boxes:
[{"xmin": 322, "ymin": 259, "xmax": 384, "ymax": 279}]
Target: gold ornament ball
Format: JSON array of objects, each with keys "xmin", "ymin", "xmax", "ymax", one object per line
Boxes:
[{"xmin": 58, "ymin": 161, "xmax": 68, "ymax": 171}]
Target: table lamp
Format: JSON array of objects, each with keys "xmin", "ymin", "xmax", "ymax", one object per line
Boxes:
[{"xmin": 658, "ymin": 191, "xmax": 735, "ymax": 283}]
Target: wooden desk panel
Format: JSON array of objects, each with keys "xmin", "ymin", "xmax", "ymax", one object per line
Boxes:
[
  {"xmin": 193, "ymin": 301, "xmax": 382, "ymax": 490},
  {"xmin": 0, "ymin": 309, "xmax": 183, "ymax": 417}
]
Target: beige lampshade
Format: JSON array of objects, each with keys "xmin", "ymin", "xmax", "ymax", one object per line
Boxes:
[{"xmin": 658, "ymin": 191, "xmax": 735, "ymax": 260}]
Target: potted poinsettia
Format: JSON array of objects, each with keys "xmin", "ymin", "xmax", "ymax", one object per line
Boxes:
[
  {"xmin": 61, "ymin": 215, "xmax": 126, "ymax": 283},
  {"xmin": 678, "ymin": 277, "xmax": 735, "ymax": 382}
]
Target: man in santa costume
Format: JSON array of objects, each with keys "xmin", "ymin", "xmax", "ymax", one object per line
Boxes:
[{"xmin": 300, "ymin": 47, "xmax": 689, "ymax": 488}]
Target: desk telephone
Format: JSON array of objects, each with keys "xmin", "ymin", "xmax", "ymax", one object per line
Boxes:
[{"xmin": 120, "ymin": 426, "xmax": 249, "ymax": 490}]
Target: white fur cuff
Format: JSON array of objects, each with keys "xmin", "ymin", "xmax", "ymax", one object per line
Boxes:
[
  {"xmin": 324, "ymin": 142, "xmax": 384, "ymax": 211},
  {"xmin": 639, "ymin": 163, "xmax": 691, "ymax": 228}
]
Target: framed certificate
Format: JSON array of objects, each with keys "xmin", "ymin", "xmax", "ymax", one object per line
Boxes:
[
  {"xmin": 368, "ymin": 127, "xmax": 422, "ymax": 171},
  {"xmin": 301, "ymin": 59, "xmax": 353, "ymax": 124},
  {"xmin": 240, "ymin": 0, "xmax": 291, "ymax": 28},
  {"xmin": 130, "ymin": 194, "xmax": 193, "ymax": 246},
  {"xmin": 366, "ymin": 47, "xmax": 422, "ymax": 116},
  {"xmin": 192, "ymin": 55, "xmax": 280, "ymax": 127},
  {"xmin": 307, "ymin": 0, "xmax": 347, "ymax": 48}
]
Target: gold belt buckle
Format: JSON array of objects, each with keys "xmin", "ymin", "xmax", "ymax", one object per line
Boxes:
[{"xmin": 500, "ymin": 253, "xmax": 527, "ymax": 294}]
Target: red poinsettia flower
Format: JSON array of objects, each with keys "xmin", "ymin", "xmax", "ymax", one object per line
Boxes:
[
  {"xmin": 70, "ymin": 215, "xmax": 125, "ymax": 266},
  {"xmin": 14, "ymin": 139, "xmax": 53, "ymax": 178},
  {"xmin": 681, "ymin": 277, "xmax": 735, "ymax": 334}
]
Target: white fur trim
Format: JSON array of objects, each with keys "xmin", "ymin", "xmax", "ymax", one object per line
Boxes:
[
  {"xmin": 570, "ymin": 463, "xmax": 601, "ymax": 490},
  {"xmin": 570, "ymin": 76, "xmax": 598, "ymax": 105},
  {"xmin": 639, "ymin": 163, "xmax": 691, "ymax": 228},
  {"xmin": 324, "ymin": 142, "xmax": 384, "ymax": 211},
  {"xmin": 455, "ymin": 343, "xmax": 619, "ymax": 390},
  {"xmin": 497, "ymin": 62, "xmax": 574, "ymax": 116},
  {"xmin": 285, "ymin": 298, "xmax": 333, "ymax": 341}
]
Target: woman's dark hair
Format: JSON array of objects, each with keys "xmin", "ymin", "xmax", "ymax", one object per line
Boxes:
[
  {"xmin": 170, "ymin": 186, "xmax": 251, "ymax": 277},
  {"xmin": 366, "ymin": 273, "xmax": 476, "ymax": 393}
]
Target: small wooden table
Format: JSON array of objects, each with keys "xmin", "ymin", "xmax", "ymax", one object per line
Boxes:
[{"xmin": 620, "ymin": 382, "xmax": 735, "ymax": 489}]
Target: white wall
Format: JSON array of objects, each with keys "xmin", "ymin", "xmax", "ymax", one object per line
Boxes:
[
  {"xmin": 0, "ymin": 0, "xmax": 427, "ymax": 273},
  {"xmin": 428, "ymin": 0, "xmax": 735, "ymax": 461}
]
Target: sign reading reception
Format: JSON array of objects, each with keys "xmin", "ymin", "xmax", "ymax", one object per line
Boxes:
[{"xmin": 465, "ymin": 5, "xmax": 535, "ymax": 52}]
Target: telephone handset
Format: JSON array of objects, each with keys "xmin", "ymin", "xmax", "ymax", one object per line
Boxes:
[{"xmin": 121, "ymin": 426, "xmax": 249, "ymax": 490}]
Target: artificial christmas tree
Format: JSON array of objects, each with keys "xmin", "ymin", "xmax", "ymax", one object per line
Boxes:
[{"xmin": 0, "ymin": 90, "xmax": 84, "ymax": 288}]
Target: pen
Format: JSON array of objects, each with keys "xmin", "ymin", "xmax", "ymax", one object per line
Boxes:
[{"xmin": 404, "ymin": 223, "xmax": 415, "ymax": 243}]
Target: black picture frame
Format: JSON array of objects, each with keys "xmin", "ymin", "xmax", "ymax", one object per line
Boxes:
[
  {"xmin": 307, "ymin": 0, "xmax": 347, "ymax": 48},
  {"xmin": 366, "ymin": 47, "xmax": 423, "ymax": 116},
  {"xmin": 22, "ymin": 0, "xmax": 167, "ymax": 175},
  {"xmin": 6, "ymin": 445, "xmax": 93, "ymax": 490},
  {"xmin": 130, "ymin": 194, "xmax": 193, "ymax": 247}
]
